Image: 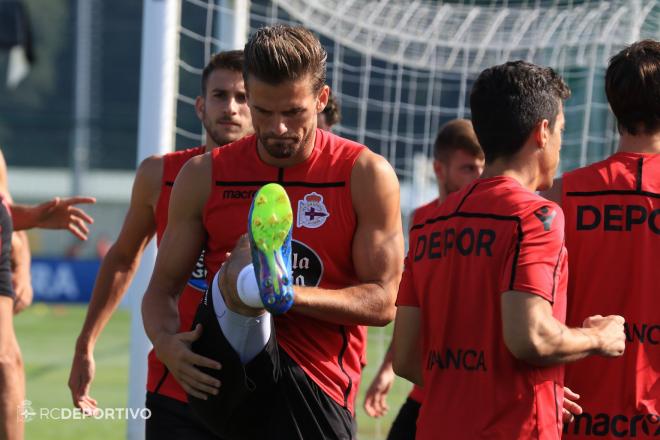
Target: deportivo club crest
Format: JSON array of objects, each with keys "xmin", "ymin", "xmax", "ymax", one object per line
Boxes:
[{"xmin": 297, "ymin": 192, "xmax": 329, "ymax": 229}]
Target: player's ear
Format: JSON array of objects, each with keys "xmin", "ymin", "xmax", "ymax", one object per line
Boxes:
[
  {"xmin": 533, "ymin": 119, "xmax": 550, "ymax": 150},
  {"xmin": 194, "ymin": 96, "xmax": 205, "ymax": 121},
  {"xmin": 316, "ymin": 85, "xmax": 330, "ymax": 113},
  {"xmin": 433, "ymin": 159, "xmax": 446, "ymax": 183}
]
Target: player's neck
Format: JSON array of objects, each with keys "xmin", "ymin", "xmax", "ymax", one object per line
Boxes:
[
  {"xmin": 204, "ymin": 138, "xmax": 222, "ymax": 154},
  {"xmin": 617, "ymin": 131, "xmax": 660, "ymax": 155},
  {"xmin": 482, "ymin": 158, "xmax": 542, "ymax": 192},
  {"xmin": 438, "ymin": 186, "xmax": 447, "ymax": 204}
]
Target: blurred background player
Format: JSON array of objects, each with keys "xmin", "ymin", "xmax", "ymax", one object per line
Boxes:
[
  {"xmin": 393, "ymin": 61, "xmax": 626, "ymax": 440},
  {"xmin": 0, "ymin": 150, "xmax": 95, "ymax": 439},
  {"xmin": 363, "ymin": 119, "xmax": 484, "ymax": 439},
  {"xmin": 67, "ymin": 50, "xmax": 252, "ymax": 439},
  {"xmin": 317, "ymin": 91, "xmax": 341, "ymax": 131},
  {"xmin": 542, "ymin": 39, "xmax": 660, "ymax": 438}
]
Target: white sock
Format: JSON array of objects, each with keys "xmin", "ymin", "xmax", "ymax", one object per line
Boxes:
[
  {"xmin": 211, "ymin": 271, "xmax": 271, "ymax": 364},
  {"xmin": 236, "ymin": 264, "xmax": 263, "ymax": 308}
]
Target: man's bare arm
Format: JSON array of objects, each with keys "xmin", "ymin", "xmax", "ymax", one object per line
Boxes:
[
  {"xmin": 142, "ymin": 154, "xmax": 221, "ymax": 400},
  {"xmin": 68, "ymin": 156, "xmax": 162, "ymax": 410},
  {"xmin": 0, "ymin": 148, "xmax": 95, "ymax": 239},
  {"xmin": 10, "ymin": 197, "xmax": 96, "ymax": 240},
  {"xmin": 392, "ymin": 306, "xmax": 422, "ymax": 385},
  {"xmin": 294, "ymin": 151, "xmax": 404, "ymax": 326},
  {"xmin": 501, "ymin": 291, "xmax": 625, "ymax": 365},
  {"xmin": 0, "ymin": 295, "xmax": 23, "ymax": 440},
  {"xmin": 10, "ymin": 232, "xmax": 31, "ymax": 315},
  {"xmin": 363, "ymin": 340, "xmax": 395, "ymax": 418}
]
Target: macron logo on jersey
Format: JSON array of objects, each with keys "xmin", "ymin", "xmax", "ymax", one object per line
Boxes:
[{"xmin": 534, "ymin": 206, "xmax": 557, "ymax": 231}]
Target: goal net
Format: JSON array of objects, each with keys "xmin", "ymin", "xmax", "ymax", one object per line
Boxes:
[
  {"xmin": 176, "ymin": 0, "xmax": 658, "ymax": 215},
  {"xmin": 162, "ymin": 1, "xmax": 659, "ymax": 438}
]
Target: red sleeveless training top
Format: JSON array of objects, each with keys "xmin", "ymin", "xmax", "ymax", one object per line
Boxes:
[
  {"xmin": 203, "ymin": 130, "xmax": 366, "ymax": 414},
  {"xmin": 147, "ymin": 146, "xmax": 208, "ymax": 402},
  {"xmin": 562, "ymin": 152, "xmax": 660, "ymax": 439}
]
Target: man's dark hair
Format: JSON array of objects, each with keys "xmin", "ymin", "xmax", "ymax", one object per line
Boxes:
[
  {"xmin": 243, "ymin": 25, "xmax": 327, "ymax": 93},
  {"xmin": 605, "ymin": 39, "xmax": 660, "ymax": 135},
  {"xmin": 434, "ymin": 119, "xmax": 484, "ymax": 164},
  {"xmin": 201, "ymin": 50, "xmax": 244, "ymax": 96},
  {"xmin": 469, "ymin": 61, "xmax": 570, "ymax": 164},
  {"xmin": 321, "ymin": 92, "xmax": 341, "ymax": 127}
]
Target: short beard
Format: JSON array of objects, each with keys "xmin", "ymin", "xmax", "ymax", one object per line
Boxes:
[
  {"xmin": 202, "ymin": 115, "xmax": 234, "ymax": 147},
  {"xmin": 260, "ymin": 128, "xmax": 313, "ymax": 160}
]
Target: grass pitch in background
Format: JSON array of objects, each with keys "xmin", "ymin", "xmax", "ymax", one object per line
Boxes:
[{"xmin": 15, "ymin": 304, "xmax": 411, "ymax": 440}]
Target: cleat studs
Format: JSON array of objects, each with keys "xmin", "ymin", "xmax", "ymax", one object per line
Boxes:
[
  {"xmin": 254, "ymin": 217, "xmax": 262, "ymax": 227},
  {"xmin": 267, "ymin": 296, "xmax": 276, "ymax": 305},
  {"xmin": 284, "ymin": 293, "xmax": 292, "ymax": 302},
  {"xmin": 263, "ymin": 278, "xmax": 272, "ymax": 288},
  {"xmin": 256, "ymin": 195, "xmax": 267, "ymax": 205},
  {"xmin": 281, "ymin": 276, "xmax": 289, "ymax": 285},
  {"xmin": 278, "ymin": 230, "xmax": 287, "ymax": 240},
  {"xmin": 269, "ymin": 214, "xmax": 278, "ymax": 225}
]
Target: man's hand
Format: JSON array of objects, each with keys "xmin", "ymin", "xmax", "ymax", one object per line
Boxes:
[
  {"xmin": 19, "ymin": 196, "xmax": 96, "ymax": 240},
  {"xmin": 218, "ymin": 235, "xmax": 264, "ymax": 316},
  {"xmin": 68, "ymin": 349, "xmax": 98, "ymax": 415},
  {"xmin": 363, "ymin": 365, "xmax": 395, "ymax": 418},
  {"xmin": 562, "ymin": 386, "xmax": 582, "ymax": 423},
  {"xmin": 583, "ymin": 315, "xmax": 626, "ymax": 357},
  {"xmin": 153, "ymin": 324, "xmax": 222, "ymax": 400}
]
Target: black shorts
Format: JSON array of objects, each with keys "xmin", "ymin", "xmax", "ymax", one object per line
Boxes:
[
  {"xmin": 188, "ymin": 289, "xmax": 354, "ymax": 440},
  {"xmin": 145, "ymin": 392, "xmax": 222, "ymax": 440},
  {"xmin": 386, "ymin": 397, "xmax": 421, "ymax": 440}
]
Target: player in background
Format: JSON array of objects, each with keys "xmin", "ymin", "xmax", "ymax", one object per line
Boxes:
[
  {"xmin": 542, "ymin": 40, "xmax": 660, "ymax": 438},
  {"xmin": 393, "ymin": 61, "xmax": 626, "ymax": 439},
  {"xmin": 142, "ymin": 24, "xmax": 403, "ymax": 439},
  {"xmin": 0, "ymin": 152, "xmax": 95, "ymax": 439},
  {"xmin": 67, "ymin": 51, "xmax": 252, "ymax": 438},
  {"xmin": 363, "ymin": 119, "xmax": 484, "ymax": 440}
]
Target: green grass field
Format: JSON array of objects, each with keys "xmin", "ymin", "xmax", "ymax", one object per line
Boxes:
[{"xmin": 15, "ymin": 304, "xmax": 411, "ymax": 439}]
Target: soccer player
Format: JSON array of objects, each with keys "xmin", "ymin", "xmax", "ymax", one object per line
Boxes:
[
  {"xmin": 363, "ymin": 119, "xmax": 484, "ymax": 439},
  {"xmin": 547, "ymin": 40, "xmax": 660, "ymax": 438},
  {"xmin": 142, "ymin": 24, "xmax": 403, "ymax": 439},
  {"xmin": 0, "ymin": 151, "xmax": 95, "ymax": 440},
  {"xmin": 317, "ymin": 91, "xmax": 340, "ymax": 131},
  {"xmin": 67, "ymin": 50, "xmax": 252, "ymax": 438},
  {"xmin": 392, "ymin": 60, "xmax": 626, "ymax": 439}
]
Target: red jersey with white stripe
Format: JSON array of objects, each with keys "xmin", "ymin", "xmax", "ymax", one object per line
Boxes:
[
  {"xmin": 397, "ymin": 176, "xmax": 568, "ymax": 440},
  {"xmin": 203, "ymin": 130, "xmax": 366, "ymax": 414},
  {"xmin": 146, "ymin": 146, "xmax": 208, "ymax": 402},
  {"xmin": 562, "ymin": 152, "xmax": 660, "ymax": 439}
]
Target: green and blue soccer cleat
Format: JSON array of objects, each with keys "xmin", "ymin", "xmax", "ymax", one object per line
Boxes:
[{"xmin": 247, "ymin": 183, "xmax": 294, "ymax": 315}]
